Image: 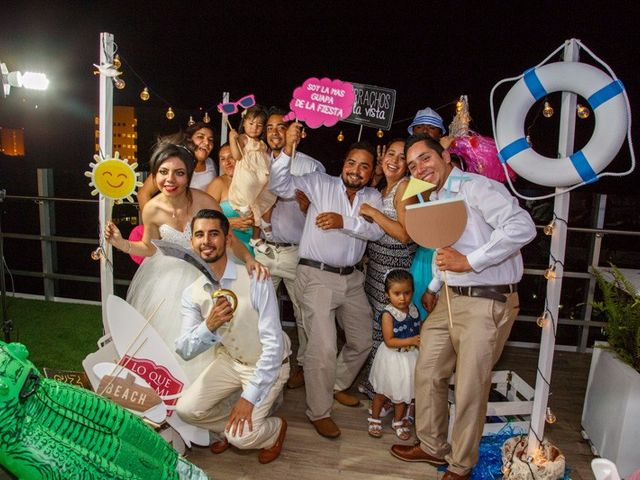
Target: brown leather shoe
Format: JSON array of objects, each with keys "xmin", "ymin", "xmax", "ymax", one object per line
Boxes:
[
  {"xmin": 310, "ymin": 417, "xmax": 341, "ymax": 438},
  {"xmin": 390, "ymin": 444, "xmax": 447, "ymax": 466},
  {"xmin": 333, "ymin": 390, "xmax": 360, "ymax": 407},
  {"xmin": 287, "ymin": 367, "xmax": 305, "ymax": 389},
  {"xmin": 442, "ymin": 470, "xmax": 470, "ymax": 480},
  {"xmin": 210, "ymin": 437, "xmax": 229, "ymax": 454},
  {"xmin": 258, "ymin": 418, "xmax": 288, "ymax": 464}
]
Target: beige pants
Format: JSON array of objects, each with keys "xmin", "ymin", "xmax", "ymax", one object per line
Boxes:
[
  {"xmin": 296, "ymin": 264, "xmax": 373, "ymax": 421},
  {"xmin": 414, "ymin": 289, "xmax": 519, "ymax": 476},
  {"xmin": 255, "ymin": 245, "xmax": 307, "ymax": 366},
  {"xmin": 176, "ymin": 348, "xmax": 289, "ymax": 450}
]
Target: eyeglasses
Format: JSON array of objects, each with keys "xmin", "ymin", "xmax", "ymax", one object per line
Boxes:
[{"xmin": 217, "ymin": 94, "xmax": 256, "ymax": 115}]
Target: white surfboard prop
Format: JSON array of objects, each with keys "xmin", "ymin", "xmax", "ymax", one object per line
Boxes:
[{"xmin": 106, "ymin": 294, "xmax": 209, "ymax": 447}]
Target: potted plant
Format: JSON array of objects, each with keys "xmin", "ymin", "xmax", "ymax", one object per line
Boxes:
[{"xmin": 581, "ymin": 265, "xmax": 640, "ymax": 478}]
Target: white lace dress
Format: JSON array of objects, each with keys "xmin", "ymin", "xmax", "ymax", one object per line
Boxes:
[{"xmin": 126, "ymin": 224, "xmax": 215, "ymax": 383}]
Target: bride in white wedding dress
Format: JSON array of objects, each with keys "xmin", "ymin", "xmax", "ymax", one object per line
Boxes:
[{"xmin": 105, "ymin": 142, "xmax": 261, "ymax": 382}]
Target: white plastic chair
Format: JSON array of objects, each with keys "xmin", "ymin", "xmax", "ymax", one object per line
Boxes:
[{"xmin": 592, "ymin": 458, "xmax": 621, "ymax": 480}]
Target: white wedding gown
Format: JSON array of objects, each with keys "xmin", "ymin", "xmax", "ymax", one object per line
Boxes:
[{"xmin": 126, "ymin": 223, "xmax": 215, "ymax": 383}]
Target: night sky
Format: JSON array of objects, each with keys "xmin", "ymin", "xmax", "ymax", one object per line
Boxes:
[{"xmin": 1, "ymin": 1, "xmax": 639, "ymax": 193}]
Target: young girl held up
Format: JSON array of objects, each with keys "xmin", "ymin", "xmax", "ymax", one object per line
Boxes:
[
  {"xmin": 367, "ymin": 269, "xmax": 421, "ymax": 440},
  {"xmin": 227, "ymin": 105, "xmax": 277, "ymax": 255}
]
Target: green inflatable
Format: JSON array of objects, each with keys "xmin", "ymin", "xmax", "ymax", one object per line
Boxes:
[{"xmin": 0, "ymin": 341, "xmax": 209, "ymax": 479}]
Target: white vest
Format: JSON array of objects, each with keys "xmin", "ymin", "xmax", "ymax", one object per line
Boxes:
[{"xmin": 190, "ymin": 267, "xmax": 262, "ymax": 365}]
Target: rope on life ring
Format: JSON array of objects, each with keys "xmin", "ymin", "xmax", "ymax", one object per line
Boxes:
[{"xmin": 496, "ymin": 61, "xmax": 627, "ymax": 188}]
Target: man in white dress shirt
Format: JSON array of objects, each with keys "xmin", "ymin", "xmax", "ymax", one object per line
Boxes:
[
  {"xmin": 257, "ymin": 108, "xmax": 326, "ymax": 390},
  {"xmin": 390, "ymin": 136, "xmax": 536, "ymax": 480},
  {"xmin": 175, "ymin": 209, "xmax": 290, "ymax": 464},
  {"xmin": 269, "ymin": 126, "xmax": 385, "ymax": 438}
]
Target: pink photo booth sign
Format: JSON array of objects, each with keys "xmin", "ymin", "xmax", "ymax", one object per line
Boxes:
[{"xmin": 286, "ymin": 77, "xmax": 355, "ymax": 128}]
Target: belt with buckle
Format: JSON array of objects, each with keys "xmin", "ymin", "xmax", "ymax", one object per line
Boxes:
[
  {"xmin": 298, "ymin": 258, "xmax": 355, "ymax": 275},
  {"xmin": 265, "ymin": 240, "xmax": 296, "ymax": 248},
  {"xmin": 232, "ymin": 355, "xmax": 289, "ymax": 366},
  {"xmin": 449, "ymin": 284, "xmax": 517, "ymax": 303}
]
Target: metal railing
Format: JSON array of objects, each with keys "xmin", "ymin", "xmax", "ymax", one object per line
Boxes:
[{"xmin": 2, "ymin": 169, "xmax": 639, "ymax": 352}]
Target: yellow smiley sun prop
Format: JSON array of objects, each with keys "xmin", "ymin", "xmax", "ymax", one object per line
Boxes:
[{"xmin": 85, "ymin": 152, "xmax": 143, "ymax": 203}]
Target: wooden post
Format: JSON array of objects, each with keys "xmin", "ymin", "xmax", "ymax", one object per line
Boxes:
[
  {"xmin": 220, "ymin": 91, "xmax": 230, "ymax": 146},
  {"xmin": 37, "ymin": 168, "xmax": 57, "ymax": 299},
  {"xmin": 98, "ymin": 32, "xmax": 115, "ymax": 333},
  {"xmin": 527, "ymin": 38, "xmax": 579, "ymax": 456}
]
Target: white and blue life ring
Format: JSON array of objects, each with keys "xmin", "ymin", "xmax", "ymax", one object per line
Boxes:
[{"xmin": 496, "ymin": 62, "xmax": 627, "ymax": 187}]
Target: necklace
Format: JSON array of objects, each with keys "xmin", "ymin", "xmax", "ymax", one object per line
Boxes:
[{"xmin": 169, "ymin": 202, "xmax": 186, "ymax": 220}]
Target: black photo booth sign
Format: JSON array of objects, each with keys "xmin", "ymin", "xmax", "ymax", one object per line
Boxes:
[{"xmin": 343, "ymin": 83, "xmax": 396, "ymax": 130}]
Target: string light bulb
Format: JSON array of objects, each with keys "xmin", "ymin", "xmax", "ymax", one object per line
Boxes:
[
  {"xmin": 376, "ymin": 128, "xmax": 384, "ymax": 138},
  {"xmin": 113, "ymin": 77, "xmax": 125, "ymax": 90},
  {"xmin": 536, "ymin": 312, "xmax": 549, "ymax": 328},
  {"xmin": 166, "ymin": 107, "xmax": 175, "ymax": 120},
  {"xmin": 140, "ymin": 87, "xmax": 150, "ymax": 101},
  {"xmin": 90, "ymin": 247, "xmax": 103, "ymax": 261},
  {"xmin": 203, "ymin": 111, "xmax": 211, "ymax": 123},
  {"xmin": 543, "ymin": 101, "xmax": 554, "ymax": 118},
  {"xmin": 300, "ymin": 128, "xmax": 307, "ymax": 139},
  {"xmin": 544, "ymin": 265, "xmax": 557, "ymax": 280},
  {"xmin": 112, "ymin": 54, "xmax": 122, "ymax": 70},
  {"xmin": 577, "ymin": 104, "xmax": 590, "ymax": 119},
  {"xmin": 337, "ymin": 131, "xmax": 344, "ymax": 142},
  {"xmin": 544, "ymin": 220, "xmax": 555, "ymax": 236},
  {"xmin": 545, "ymin": 407, "xmax": 557, "ymax": 424},
  {"xmin": 187, "ymin": 115, "xmax": 195, "ymax": 126}
]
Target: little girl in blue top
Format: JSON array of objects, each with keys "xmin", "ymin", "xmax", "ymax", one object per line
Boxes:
[{"xmin": 368, "ymin": 269, "xmax": 421, "ymax": 440}]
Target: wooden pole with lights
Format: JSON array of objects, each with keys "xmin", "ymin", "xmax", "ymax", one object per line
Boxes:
[
  {"xmin": 98, "ymin": 32, "xmax": 115, "ymax": 333},
  {"xmin": 526, "ymin": 38, "xmax": 579, "ymax": 457}
]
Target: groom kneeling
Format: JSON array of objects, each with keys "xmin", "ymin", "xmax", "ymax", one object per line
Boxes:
[{"xmin": 175, "ymin": 209, "xmax": 290, "ymax": 464}]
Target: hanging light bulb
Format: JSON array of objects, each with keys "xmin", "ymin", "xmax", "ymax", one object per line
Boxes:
[
  {"xmin": 300, "ymin": 128, "xmax": 307, "ymax": 139},
  {"xmin": 166, "ymin": 107, "xmax": 175, "ymax": 120},
  {"xmin": 113, "ymin": 77, "xmax": 125, "ymax": 90},
  {"xmin": 140, "ymin": 87, "xmax": 150, "ymax": 101},
  {"xmin": 187, "ymin": 115, "xmax": 195, "ymax": 126},
  {"xmin": 203, "ymin": 111, "xmax": 211, "ymax": 123},
  {"xmin": 543, "ymin": 101, "xmax": 554, "ymax": 118},
  {"xmin": 112, "ymin": 54, "xmax": 122, "ymax": 70},
  {"xmin": 376, "ymin": 128, "xmax": 384, "ymax": 138},
  {"xmin": 544, "ymin": 220, "xmax": 555, "ymax": 236},
  {"xmin": 577, "ymin": 104, "xmax": 590, "ymax": 119},
  {"xmin": 90, "ymin": 247, "xmax": 103, "ymax": 261},
  {"xmin": 544, "ymin": 265, "xmax": 557, "ymax": 280},
  {"xmin": 536, "ymin": 312, "xmax": 548, "ymax": 328},
  {"xmin": 545, "ymin": 407, "xmax": 557, "ymax": 424},
  {"xmin": 337, "ymin": 130, "xmax": 344, "ymax": 142}
]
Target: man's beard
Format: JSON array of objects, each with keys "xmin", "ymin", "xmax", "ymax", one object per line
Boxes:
[
  {"xmin": 342, "ymin": 176, "xmax": 364, "ymax": 189},
  {"xmin": 201, "ymin": 252, "xmax": 224, "ymax": 264}
]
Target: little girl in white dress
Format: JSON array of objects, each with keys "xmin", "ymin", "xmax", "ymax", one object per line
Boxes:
[
  {"xmin": 228, "ymin": 105, "xmax": 277, "ymax": 255},
  {"xmin": 368, "ymin": 269, "xmax": 421, "ymax": 440}
]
